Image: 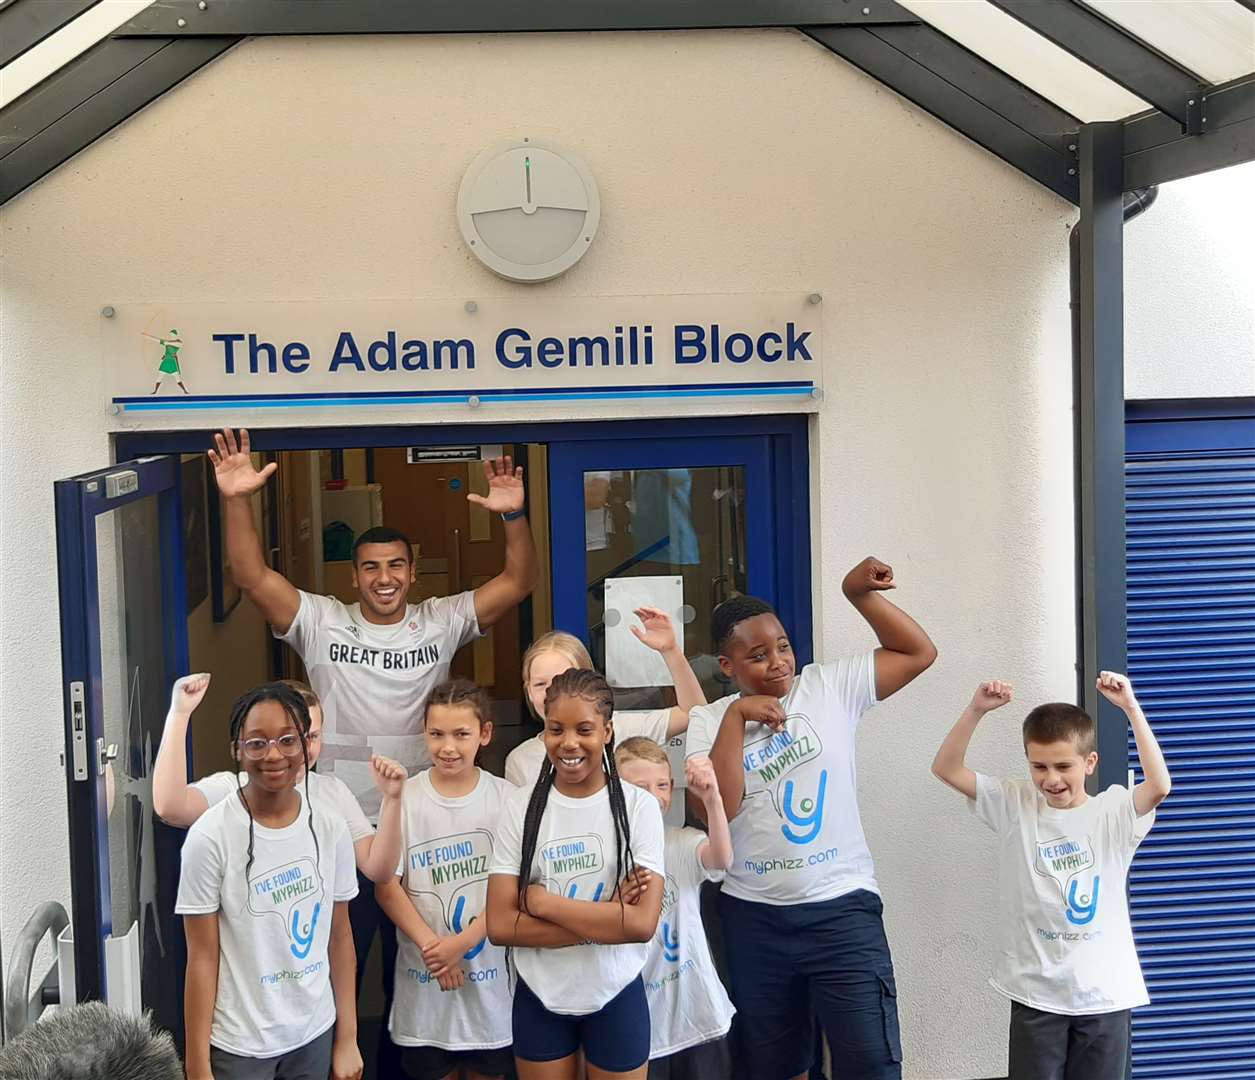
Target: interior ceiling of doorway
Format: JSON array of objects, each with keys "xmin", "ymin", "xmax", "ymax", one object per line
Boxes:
[{"xmin": 1, "ymin": 0, "xmax": 1253, "ymax": 206}]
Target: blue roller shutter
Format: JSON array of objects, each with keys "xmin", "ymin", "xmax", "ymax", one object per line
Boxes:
[{"xmin": 1125, "ymin": 403, "xmax": 1255, "ymax": 1079}]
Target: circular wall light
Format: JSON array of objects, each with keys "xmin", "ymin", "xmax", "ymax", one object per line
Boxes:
[{"xmin": 457, "ymin": 137, "xmax": 600, "ymax": 283}]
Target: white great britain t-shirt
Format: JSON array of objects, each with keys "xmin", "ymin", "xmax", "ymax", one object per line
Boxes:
[
  {"xmin": 490, "ymin": 780, "xmax": 666, "ymax": 1015},
  {"xmin": 684, "ymin": 653, "xmax": 878, "ymax": 905},
  {"xmin": 970, "ymin": 774, "xmax": 1154, "ymax": 1014},
  {"xmin": 277, "ymin": 590, "xmax": 481, "ymax": 817},
  {"xmin": 504, "ymin": 708, "xmax": 670, "ymax": 788},
  {"xmin": 191, "ymin": 770, "xmax": 373, "ymax": 844},
  {"xmin": 643, "ymin": 826, "xmax": 735, "ymax": 1058},
  {"xmin": 175, "ymin": 791, "xmax": 358, "ymax": 1058},
  {"xmin": 391, "ymin": 769, "xmax": 514, "ymax": 1051}
]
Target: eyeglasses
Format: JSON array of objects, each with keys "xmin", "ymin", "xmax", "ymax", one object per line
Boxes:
[{"xmin": 239, "ymin": 734, "xmax": 305, "ymax": 760}]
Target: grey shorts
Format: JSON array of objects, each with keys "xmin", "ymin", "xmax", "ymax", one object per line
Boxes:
[
  {"xmin": 209, "ymin": 1026, "xmax": 335, "ymax": 1080},
  {"xmin": 1008, "ymin": 1001, "xmax": 1131, "ymax": 1080}
]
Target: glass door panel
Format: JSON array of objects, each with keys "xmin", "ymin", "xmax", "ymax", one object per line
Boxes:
[
  {"xmin": 55, "ymin": 455, "xmax": 187, "ymax": 1030},
  {"xmin": 584, "ymin": 465, "xmax": 748, "ymax": 707}
]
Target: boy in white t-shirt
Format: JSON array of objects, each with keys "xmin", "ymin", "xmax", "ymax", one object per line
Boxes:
[
  {"xmin": 616, "ymin": 737, "xmax": 735, "ymax": 1080},
  {"xmin": 684, "ymin": 558, "xmax": 937, "ymax": 1080},
  {"xmin": 932, "ymin": 672, "xmax": 1171, "ymax": 1080}
]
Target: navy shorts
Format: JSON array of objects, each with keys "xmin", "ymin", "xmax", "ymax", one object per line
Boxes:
[
  {"xmin": 513, "ymin": 976, "xmax": 650, "ymax": 1073},
  {"xmin": 718, "ymin": 888, "xmax": 902, "ymax": 1080}
]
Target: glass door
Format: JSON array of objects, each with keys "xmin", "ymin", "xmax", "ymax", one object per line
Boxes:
[
  {"xmin": 55, "ymin": 455, "xmax": 188, "ymax": 1032},
  {"xmin": 549, "ymin": 429, "xmax": 811, "ymax": 809}
]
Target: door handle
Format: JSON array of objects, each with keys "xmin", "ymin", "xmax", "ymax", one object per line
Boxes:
[
  {"xmin": 451, "ymin": 528, "xmax": 462, "ymax": 590},
  {"xmin": 96, "ymin": 739, "xmax": 118, "ymax": 776}
]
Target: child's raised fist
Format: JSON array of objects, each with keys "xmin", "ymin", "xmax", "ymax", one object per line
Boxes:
[
  {"xmin": 1096, "ymin": 671, "xmax": 1139, "ymax": 712},
  {"xmin": 736, "ymin": 695, "xmax": 788, "ymax": 731},
  {"xmin": 842, "ymin": 557, "xmax": 896, "ymax": 598},
  {"xmin": 370, "ymin": 754, "xmax": 407, "ymax": 799},
  {"xmin": 685, "ymin": 755, "xmax": 720, "ymax": 800},
  {"xmin": 170, "ymin": 672, "xmax": 211, "ymax": 716},
  {"xmin": 970, "ymin": 680, "xmax": 1013, "ymax": 715}
]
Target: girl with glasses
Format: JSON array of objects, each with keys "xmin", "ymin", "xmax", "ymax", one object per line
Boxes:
[
  {"xmin": 154, "ymin": 674, "xmax": 406, "ymax": 884},
  {"xmin": 178, "ymin": 681, "xmax": 366, "ymax": 1080}
]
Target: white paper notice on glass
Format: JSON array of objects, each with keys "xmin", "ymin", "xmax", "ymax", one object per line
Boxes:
[{"xmin": 604, "ymin": 576, "xmax": 684, "ymax": 688}]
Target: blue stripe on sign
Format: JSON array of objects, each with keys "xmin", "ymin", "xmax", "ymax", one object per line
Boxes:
[{"xmin": 114, "ymin": 382, "xmax": 817, "ymax": 411}]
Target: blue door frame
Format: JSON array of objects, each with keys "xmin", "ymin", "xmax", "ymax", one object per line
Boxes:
[
  {"xmin": 116, "ymin": 414, "xmax": 813, "ymax": 665},
  {"xmin": 54, "ymin": 454, "xmax": 189, "ymax": 1001},
  {"xmin": 548, "ymin": 433, "xmax": 807, "ymax": 661}
]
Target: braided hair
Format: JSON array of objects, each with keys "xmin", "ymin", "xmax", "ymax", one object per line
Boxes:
[
  {"xmin": 516, "ymin": 669, "xmax": 636, "ymax": 917},
  {"xmin": 227, "ymin": 682, "xmax": 318, "ymax": 881}
]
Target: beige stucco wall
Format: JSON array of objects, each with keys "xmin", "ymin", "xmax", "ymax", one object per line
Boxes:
[{"xmin": 0, "ymin": 30, "xmax": 1080, "ymax": 1076}]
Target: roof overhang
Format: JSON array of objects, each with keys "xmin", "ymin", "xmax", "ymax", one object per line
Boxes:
[{"xmin": 1, "ymin": 0, "xmax": 1252, "ymax": 206}]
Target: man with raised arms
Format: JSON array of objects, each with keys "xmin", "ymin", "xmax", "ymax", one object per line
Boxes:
[{"xmin": 209, "ymin": 427, "xmax": 538, "ymax": 812}]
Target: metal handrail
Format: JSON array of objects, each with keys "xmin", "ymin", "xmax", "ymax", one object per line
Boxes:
[
  {"xmin": 3, "ymin": 902, "xmax": 68, "ymax": 1041},
  {"xmin": 586, "ymin": 534, "xmax": 672, "ymax": 595}
]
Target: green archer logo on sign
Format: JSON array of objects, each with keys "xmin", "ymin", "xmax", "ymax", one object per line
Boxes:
[{"xmin": 143, "ymin": 312, "xmax": 189, "ymax": 394}]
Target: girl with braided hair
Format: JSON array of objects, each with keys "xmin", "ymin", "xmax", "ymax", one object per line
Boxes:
[
  {"xmin": 486, "ymin": 669, "xmax": 666, "ymax": 1080},
  {"xmin": 177, "ymin": 682, "xmax": 363, "ymax": 1080}
]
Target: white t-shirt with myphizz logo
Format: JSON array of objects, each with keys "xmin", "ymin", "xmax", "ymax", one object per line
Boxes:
[
  {"xmin": 390, "ymin": 769, "xmax": 514, "ymax": 1050},
  {"xmin": 684, "ymin": 653, "xmax": 879, "ymax": 905},
  {"xmin": 490, "ymin": 779, "xmax": 666, "ymax": 1015},
  {"xmin": 504, "ymin": 708, "xmax": 671, "ymax": 788},
  {"xmin": 643, "ymin": 826, "xmax": 735, "ymax": 1058},
  {"xmin": 971, "ymin": 774, "xmax": 1154, "ymax": 1015},
  {"xmin": 191, "ymin": 770, "xmax": 374, "ymax": 844},
  {"xmin": 175, "ymin": 790, "xmax": 358, "ymax": 1058},
  {"xmin": 277, "ymin": 590, "xmax": 481, "ymax": 818}
]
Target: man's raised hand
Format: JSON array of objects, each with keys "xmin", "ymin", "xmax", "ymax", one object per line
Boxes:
[
  {"xmin": 208, "ymin": 428, "xmax": 276, "ymax": 499},
  {"xmin": 467, "ymin": 456, "xmax": 525, "ymax": 515}
]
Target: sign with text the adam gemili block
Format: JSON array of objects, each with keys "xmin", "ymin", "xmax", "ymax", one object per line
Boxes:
[{"xmin": 106, "ymin": 294, "xmax": 822, "ymax": 415}]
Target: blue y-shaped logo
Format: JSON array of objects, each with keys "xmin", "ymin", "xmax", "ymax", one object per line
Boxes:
[
  {"xmin": 289, "ymin": 902, "xmax": 321, "ymax": 960},
  {"xmin": 1065, "ymin": 876, "xmax": 1100, "ymax": 926},
  {"xmin": 781, "ymin": 769, "xmax": 828, "ymax": 845},
  {"xmin": 662, "ymin": 921, "xmax": 680, "ymax": 963},
  {"xmin": 452, "ymin": 894, "xmax": 486, "ymax": 960},
  {"xmin": 565, "ymin": 880, "xmax": 606, "ymax": 901}
]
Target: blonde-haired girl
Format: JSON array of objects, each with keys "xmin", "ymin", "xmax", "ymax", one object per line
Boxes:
[{"xmin": 503, "ymin": 611, "xmax": 704, "ymax": 788}]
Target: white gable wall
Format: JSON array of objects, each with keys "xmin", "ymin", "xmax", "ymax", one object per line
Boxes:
[{"xmin": 2, "ymin": 29, "xmax": 1082, "ymax": 1077}]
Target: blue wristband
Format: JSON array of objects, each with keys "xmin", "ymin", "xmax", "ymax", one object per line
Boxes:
[{"xmin": 501, "ymin": 509, "xmax": 526, "ymax": 522}]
